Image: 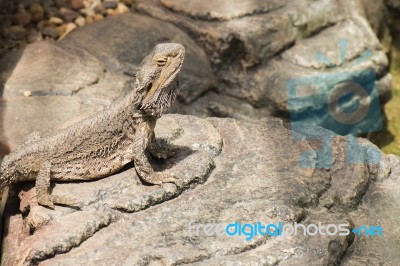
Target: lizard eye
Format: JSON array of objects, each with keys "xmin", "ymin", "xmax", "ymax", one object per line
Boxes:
[
  {"xmin": 146, "ymin": 82, "xmax": 152, "ymax": 91},
  {"xmin": 156, "ymin": 57, "xmax": 167, "ymax": 66}
]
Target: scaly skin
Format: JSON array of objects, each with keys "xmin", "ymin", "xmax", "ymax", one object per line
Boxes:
[{"xmin": 0, "ymin": 43, "xmax": 185, "ymax": 209}]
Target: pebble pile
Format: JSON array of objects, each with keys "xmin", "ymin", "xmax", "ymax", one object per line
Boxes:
[{"xmin": 0, "ymin": 0, "xmax": 133, "ymax": 57}]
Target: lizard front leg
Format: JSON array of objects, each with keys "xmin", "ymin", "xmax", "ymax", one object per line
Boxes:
[
  {"xmin": 132, "ymin": 124, "xmax": 179, "ymax": 185},
  {"xmin": 149, "ymin": 132, "xmax": 176, "ymax": 159},
  {"xmin": 36, "ymin": 161, "xmax": 79, "ymax": 209}
]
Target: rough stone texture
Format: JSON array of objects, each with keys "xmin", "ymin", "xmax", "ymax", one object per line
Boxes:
[
  {"xmin": 136, "ymin": 0, "xmax": 392, "ymax": 122},
  {"xmin": 160, "ymin": 0, "xmax": 286, "ymax": 21},
  {"xmin": 0, "ymin": 96, "xmax": 103, "ymax": 151},
  {"xmin": 342, "ymin": 156, "xmax": 400, "ymax": 265},
  {"xmin": 0, "ymin": 1, "xmax": 398, "ymax": 264},
  {"xmin": 0, "ymin": 42, "xmax": 105, "ymax": 97},
  {"xmin": 2, "ymin": 115, "xmax": 399, "ymax": 265},
  {"xmin": 60, "ymin": 13, "xmax": 216, "ymax": 104}
]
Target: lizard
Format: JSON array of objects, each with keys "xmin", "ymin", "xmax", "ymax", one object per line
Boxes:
[{"xmin": 0, "ymin": 43, "xmax": 185, "ymax": 209}]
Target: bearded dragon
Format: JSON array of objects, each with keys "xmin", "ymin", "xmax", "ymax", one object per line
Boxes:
[{"xmin": 0, "ymin": 43, "xmax": 185, "ymax": 209}]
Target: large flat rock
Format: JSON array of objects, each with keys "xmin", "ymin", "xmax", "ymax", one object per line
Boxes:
[
  {"xmin": 2, "ymin": 115, "xmax": 399, "ymax": 265},
  {"xmin": 136, "ymin": 0, "xmax": 391, "ymax": 122}
]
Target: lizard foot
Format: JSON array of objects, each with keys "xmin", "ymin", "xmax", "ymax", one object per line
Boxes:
[
  {"xmin": 37, "ymin": 194, "xmax": 80, "ymax": 209},
  {"xmin": 151, "ymin": 148, "xmax": 177, "ymax": 160},
  {"xmin": 142, "ymin": 171, "xmax": 181, "ymax": 186}
]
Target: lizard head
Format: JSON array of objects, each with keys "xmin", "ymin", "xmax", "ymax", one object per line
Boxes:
[{"xmin": 134, "ymin": 43, "xmax": 185, "ymax": 117}]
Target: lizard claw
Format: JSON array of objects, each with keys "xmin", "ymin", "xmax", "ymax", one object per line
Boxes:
[
  {"xmin": 37, "ymin": 195, "xmax": 55, "ymax": 209},
  {"xmin": 142, "ymin": 172, "xmax": 181, "ymax": 186}
]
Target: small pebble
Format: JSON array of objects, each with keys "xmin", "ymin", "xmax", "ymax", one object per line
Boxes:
[
  {"xmin": 66, "ymin": 22, "xmax": 77, "ymax": 31},
  {"xmin": 49, "ymin": 16, "xmax": 64, "ymax": 25},
  {"xmin": 57, "ymin": 24, "xmax": 67, "ymax": 36},
  {"xmin": 82, "ymin": 0, "xmax": 91, "ymax": 9},
  {"xmin": 74, "ymin": 16, "xmax": 85, "ymax": 27},
  {"xmin": 94, "ymin": 4, "xmax": 106, "ymax": 15},
  {"xmin": 94, "ymin": 14, "xmax": 104, "ymax": 21},
  {"xmin": 103, "ymin": 0, "xmax": 118, "ymax": 9},
  {"xmin": 60, "ymin": 8, "xmax": 79, "ymax": 23},
  {"xmin": 106, "ymin": 8, "xmax": 116, "ymax": 16},
  {"xmin": 40, "ymin": 0, "xmax": 55, "ymax": 9},
  {"xmin": 44, "ymin": 6, "xmax": 59, "ymax": 18},
  {"xmin": 71, "ymin": 0, "xmax": 84, "ymax": 10},
  {"xmin": 8, "ymin": 25, "xmax": 27, "ymax": 40},
  {"xmin": 54, "ymin": 0, "xmax": 69, "ymax": 8},
  {"xmin": 117, "ymin": 3, "xmax": 129, "ymax": 14},
  {"xmin": 86, "ymin": 15, "xmax": 94, "ymax": 24},
  {"xmin": 121, "ymin": 0, "xmax": 134, "ymax": 6},
  {"xmin": 13, "ymin": 12, "xmax": 32, "ymax": 26},
  {"xmin": 80, "ymin": 8, "xmax": 95, "ymax": 17},
  {"xmin": 37, "ymin": 20, "xmax": 46, "ymax": 31},
  {"xmin": 59, "ymin": 22, "xmax": 76, "ymax": 40},
  {"xmin": 23, "ymin": 91, "xmax": 32, "ymax": 97},
  {"xmin": 42, "ymin": 26, "xmax": 60, "ymax": 39},
  {"xmin": 29, "ymin": 3, "xmax": 44, "ymax": 23},
  {"xmin": 26, "ymin": 29, "xmax": 42, "ymax": 43}
]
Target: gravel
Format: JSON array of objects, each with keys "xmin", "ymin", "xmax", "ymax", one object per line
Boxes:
[{"xmin": 0, "ymin": 0, "xmax": 133, "ymax": 57}]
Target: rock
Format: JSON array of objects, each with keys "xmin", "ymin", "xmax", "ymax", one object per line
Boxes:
[
  {"xmin": 36, "ymin": 20, "xmax": 46, "ymax": 31},
  {"xmin": 103, "ymin": 0, "xmax": 118, "ymax": 9},
  {"xmin": 70, "ymin": 0, "xmax": 84, "ymax": 10},
  {"xmin": 74, "ymin": 16, "xmax": 85, "ymax": 27},
  {"xmin": 121, "ymin": 0, "xmax": 134, "ymax": 6},
  {"xmin": 135, "ymin": 0, "xmax": 391, "ymax": 124},
  {"xmin": 0, "ymin": 41, "xmax": 105, "ymax": 98},
  {"xmin": 44, "ymin": 6, "xmax": 59, "ymax": 18},
  {"xmin": 42, "ymin": 26, "xmax": 60, "ymax": 38},
  {"xmin": 12, "ymin": 8, "xmax": 32, "ymax": 26},
  {"xmin": 7, "ymin": 25, "xmax": 27, "ymax": 41},
  {"xmin": 94, "ymin": 3, "xmax": 106, "ymax": 15},
  {"xmin": 26, "ymin": 29, "xmax": 42, "ymax": 43},
  {"xmin": 57, "ymin": 24, "xmax": 67, "ymax": 36},
  {"xmin": 93, "ymin": 14, "xmax": 104, "ymax": 20},
  {"xmin": 85, "ymin": 15, "xmax": 94, "ymax": 24},
  {"xmin": 161, "ymin": 0, "xmax": 284, "ymax": 20},
  {"xmin": 37, "ymin": 0, "xmax": 55, "ymax": 9},
  {"xmin": 60, "ymin": 7, "xmax": 79, "ymax": 23},
  {"xmin": 59, "ymin": 22, "xmax": 77, "ymax": 40},
  {"xmin": 106, "ymin": 8, "xmax": 117, "ymax": 16},
  {"xmin": 49, "ymin": 16, "xmax": 64, "ymax": 25},
  {"xmin": 0, "ymin": 96, "xmax": 104, "ymax": 151},
  {"xmin": 60, "ymin": 13, "xmax": 215, "ymax": 103},
  {"xmin": 172, "ymin": 92, "xmax": 274, "ymax": 120},
  {"xmin": 116, "ymin": 3, "xmax": 129, "ymax": 14},
  {"xmin": 54, "ymin": 0, "xmax": 68, "ymax": 8},
  {"xmin": 1, "ymin": 114, "xmax": 398, "ymax": 265},
  {"xmin": 80, "ymin": 7, "xmax": 95, "ymax": 17},
  {"xmin": 29, "ymin": 3, "xmax": 44, "ymax": 23}
]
